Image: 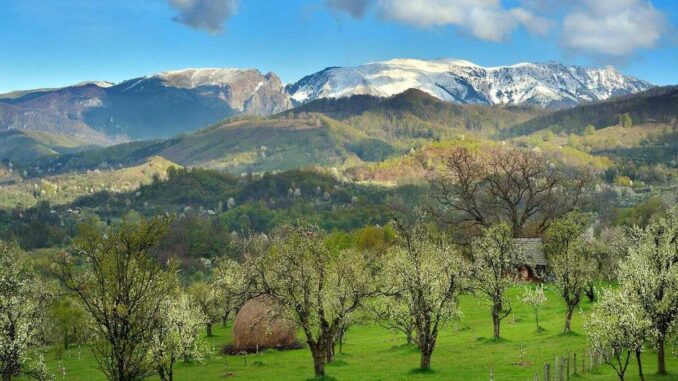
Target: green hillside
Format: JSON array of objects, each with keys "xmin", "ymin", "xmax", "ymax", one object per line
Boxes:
[
  {"xmin": 28, "ymin": 115, "xmax": 400, "ymax": 176},
  {"xmin": 0, "ymin": 156, "xmax": 178, "ymax": 208},
  {"xmin": 286, "ymin": 89, "xmax": 541, "ymax": 139},
  {"xmin": 156, "ymin": 115, "xmax": 381, "ymax": 172},
  {"xmin": 501, "ymin": 86, "xmax": 678, "ymax": 138},
  {"xmin": 0, "ymin": 130, "xmax": 92, "ymax": 165}
]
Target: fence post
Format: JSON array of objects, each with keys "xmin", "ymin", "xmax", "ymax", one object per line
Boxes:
[
  {"xmin": 554, "ymin": 356, "xmax": 559, "ymax": 380},
  {"xmin": 573, "ymin": 353, "xmax": 577, "ymax": 376},
  {"xmin": 534, "ymin": 371, "xmax": 539, "ymax": 381},
  {"xmin": 581, "ymin": 351, "xmax": 585, "ymax": 374},
  {"xmin": 544, "ymin": 363, "xmax": 551, "ymax": 381},
  {"xmin": 566, "ymin": 354, "xmax": 570, "ymax": 381},
  {"xmin": 559, "ymin": 357, "xmax": 564, "ymax": 381},
  {"xmin": 589, "ymin": 350, "xmax": 593, "ymax": 371},
  {"xmin": 490, "ymin": 366, "xmax": 494, "ymax": 381}
]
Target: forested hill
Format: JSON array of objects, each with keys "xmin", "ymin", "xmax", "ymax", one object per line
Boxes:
[
  {"xmin": 284, "ymin": 89, "xmax": 541, "ymax": 135},
  {"xmin": 501, "ymin": 86, "xmax": 678, "ymax": 138},
  {"xmin": 1, "ymin": 167, "xmax": 420, "ymax": 250},
  {"xmin": 27, "ymin": 115, "xmax": 390, "ymax": 176}
]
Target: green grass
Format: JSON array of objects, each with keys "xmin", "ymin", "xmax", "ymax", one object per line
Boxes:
[{"xmin": 44, "ymin": 287, "xmax": 676, "ymax": 380}]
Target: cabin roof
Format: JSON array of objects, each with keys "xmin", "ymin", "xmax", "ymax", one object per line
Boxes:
[{"xmin": 515, "ymin": 238, "xmax": 548, "ymax": 266}]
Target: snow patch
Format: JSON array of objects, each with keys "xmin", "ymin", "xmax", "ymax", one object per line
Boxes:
[{"xmin": 287, "ymin": 58, "xmax": 652, "ymax": 108}]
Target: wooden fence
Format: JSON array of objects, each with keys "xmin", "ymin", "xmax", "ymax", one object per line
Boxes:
[{"xmin": 490, "ymin": 348, "xmax": 608, "ymax": 381}]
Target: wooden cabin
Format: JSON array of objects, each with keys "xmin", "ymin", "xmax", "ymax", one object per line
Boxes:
[{"xmin": 515, "ymin": 238, "xmax": 548, "ymax": 281}]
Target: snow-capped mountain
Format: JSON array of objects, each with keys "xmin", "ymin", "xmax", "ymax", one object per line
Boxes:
[
  {"xmin": 0, "ymin": 59, "xmax": 654, "ymax": 144},
  {"xmin": 0, "ymin": 68, "xmax": 292, "ymax": 142},
  {"xmin": 287, "ymin": 59, "xmax": 653, "ymax": 108},
  {"xmin": 127, "ymin": 68, "xmax": 293, "ymax": 116}
]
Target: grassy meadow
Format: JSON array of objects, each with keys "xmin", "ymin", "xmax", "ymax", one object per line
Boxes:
[{"xmin": 43, "ymin": 287, "xmax": 676, "ymax": 381}]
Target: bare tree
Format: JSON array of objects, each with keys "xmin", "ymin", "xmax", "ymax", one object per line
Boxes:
[{"xmin": 427, "ymin": 147, "xmax": 589, "ymax": 238}]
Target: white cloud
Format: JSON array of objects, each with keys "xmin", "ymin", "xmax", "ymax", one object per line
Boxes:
[
  {"xmin": 561, "ymin": 0, "xmax": 667, "ymax": 57},
  {"xmin": 326, "ymin": 0, "xmax": 372, "ymax": 18},
  {"xmin": 168, "ymin": 0, "xmax": 239, "ymax": 33},
  {"xmin": 326, "ymin": 0, "xmax": 670, "ymax": 58},
  {"xmin": 375, "ymin": 0, "xmax": 553, "ymax": 42}
]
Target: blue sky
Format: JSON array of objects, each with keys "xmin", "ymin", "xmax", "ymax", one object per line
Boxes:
[{"xmin": 0, "ymin": 0, "xmax": 676, "ymax": 93}]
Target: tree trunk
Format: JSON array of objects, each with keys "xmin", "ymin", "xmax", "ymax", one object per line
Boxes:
[
  {"xmin": 325, "ymin": 339, "xmax": 335, "ymax": 363},
  {"xmin": 420, "ymin": 349, "xmax": 432, "ymax": 370},
  {"xmin": 206, "ymin": 323, "xmax": 213, "ymax": 337},
  {"xmin": 406, "ymin": 330, "xmax": 414, "ymax": 345},
  {"xmin": 636, "ymin": 350, "xmax": 645, "ymax": 381},
  {"xmin": 535, "ymin": 310, "xmax": 540, "ymax": 331},
  {"xmin": 492, "ymin": 310, "xmax": 501, "ymax": 339},
  {"xmin": 564, "ymin": 306, "xmax": 574, "ymax": 333},
  {"xmin": 312, "ymin": 348, "xmax": 326, "ymax": 378},
  {"xmin": 657, "ymin": 337, "xmax": 667, "ymax": 375},
  {"xmin": 586, "ymin": 283, "xmax": 596, "ymax": 303}
]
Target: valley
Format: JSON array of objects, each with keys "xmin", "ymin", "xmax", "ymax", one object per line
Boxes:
[{"xmin": 1, "ymin": 60, "xmax": 676, "ymax": 381}]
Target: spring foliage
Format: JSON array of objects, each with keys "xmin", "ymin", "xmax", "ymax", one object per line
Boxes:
[
  {"xmin": 471, "ymin": 223, "xmax": 525, "ymax": 339},
  {"xmin": 585, "ymin": 289, "xmax": 651, "ymax": 381},
  {"xmin": 617, "ymin": 208, "xmax": 678, "ymax": 375},
  {"xmin": 521, "ymin": 284, "xmax": 547, "ymax": 332},
  {"xmin": 245, "ymin": 222, "xmax": 380, "ymax": 377},
  {"xmin": 384, "ymin": 218, "xmax": 469, "ymax": 369},
  {"xmin": 151, "ymin": 293, "xmax": 210, "ymax": 381},
  {"xmin": 544, "ymin": 212, "xmax": 594, "ymax": 332},
  {"xmin": 0, "ymin": 241, "xmax": 51, "ymax": 381},
  {"xmin": 56, "ymin": 217, "xmax": 176, "ymax": 381}
]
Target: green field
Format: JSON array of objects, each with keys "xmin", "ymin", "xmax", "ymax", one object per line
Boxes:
[{"xmin": 44, "ymin": 287, "xmax": 676, "ymax": 381}]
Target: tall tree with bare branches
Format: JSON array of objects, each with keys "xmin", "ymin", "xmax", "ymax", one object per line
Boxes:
[{"xmin": 427, "ymin": 147, "xmax": 589, "ymax": 238}]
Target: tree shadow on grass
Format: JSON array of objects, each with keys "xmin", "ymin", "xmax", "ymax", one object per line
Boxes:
[
  {"xmin": 388, "ymin": 343, "xmax": 420, "ymax": 353},
  {"xmin": 477, "ymin": 336, "xmax": 510, "ymax": 344},
  {"xmin": 409, "ymin": 368, "xmax": 437, "ymax": 375},
  {"xmin": 305, "ymin": 376, "xmax": 339, "ymax": 381}
]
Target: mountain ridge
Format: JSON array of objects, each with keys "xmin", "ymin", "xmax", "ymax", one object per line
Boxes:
[
  {"xmin": 286, "ymin": 58, "xmax": 652, "ymax": 109},
  {"xmin": 0, "ymin": 58, "xmax": 655, "ymax": 145},
  {"xmin": 501, "ymin": 85, "xmax": 678, "ymax": 138},
  {"xmin": 0, "ymin": 68, "xmax": 292, "ymax": 143}
]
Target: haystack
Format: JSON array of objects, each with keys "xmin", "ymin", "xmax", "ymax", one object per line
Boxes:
[{"xmin": 232, "ymin": 296, "xmax": 297, "ymax": 352}]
